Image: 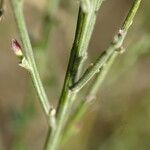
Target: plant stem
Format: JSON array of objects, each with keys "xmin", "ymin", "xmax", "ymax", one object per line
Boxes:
[
  {"xmin": 45, "ymin": 1, "xmax": 104, "ymax": 150},
  {"xmin": 62, "ymin": 52, "xmax": 117, "ymax": 142},
  {"xmin": 11, "ymin": 0, "xmax": 55, "ymax": 128},
  {"xmin": 71, "ymin": 0, "xmax": 142, "ymax": 92},
  {"xmin": 65, "ymin": 34, "xmax": 150, "ymax": 140},
  {"xmin": 63, "ymin": 0, "xmax": 142, "ymax": 142}
]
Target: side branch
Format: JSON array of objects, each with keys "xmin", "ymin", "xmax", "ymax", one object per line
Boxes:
[
  {"xmin": 71, "ymin": 0, "xmax": 142, "ymax": 92},
  {"xmin": 11, "ymin": 0, "xmax": 55, "ymax": 128}
]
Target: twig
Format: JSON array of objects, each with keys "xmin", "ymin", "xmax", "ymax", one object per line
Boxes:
[
  {"xmin": 71, "ymin": 0, "xmax": 142, "ymax": 92},
  {"xmin": 50, "ymin": 33, "xmax": 150, "ymax": 143},
  {"xmin": 62, "ymin": 52, "xmax": 117, "ymax": 142},
  {"xmin": 11, "ymin": 0, "xmax": 55, "ymax": 129},
  {"xmin": 44, "ymin": 0, "xmax": 104, "ymax": 150},
  {"xmin": 64, "ymin": 0, "xmax": 142, "ymax": 140}
]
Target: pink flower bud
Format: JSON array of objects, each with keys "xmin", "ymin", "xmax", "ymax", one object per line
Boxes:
[{"xmin": 11, "ymin": 39, "xmax": 23, "ymax": 57}]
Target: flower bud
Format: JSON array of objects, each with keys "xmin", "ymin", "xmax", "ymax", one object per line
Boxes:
[{"xmin": 11, "ymin": 39, "xmax": 23, "ymax": 57}]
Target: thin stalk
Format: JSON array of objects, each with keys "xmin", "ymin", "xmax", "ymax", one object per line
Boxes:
[
  {"xmin": 63, "ymin": 34, "xmax": 150, "ymax": 142},
  {"xmin": 64, "ymin": 0, "xmax": 142, "ymax": 141},
  {"xmin": 11, "ymin": 0, "xmax": 55, "ymax": 128},
  {"xmin": 71, "ymin": 0, "xmax": 105, "ymax": 82},
  {"xmin": 45, "ymin": 1, "xmax": 104, "ymax": 150},
  {"xmin": 71, "ymin": 0, "xmax": 142, "ymax": 92},
  {"xmin": 62, "ymin": 53, "xmax": 117, "ymax": 142}
]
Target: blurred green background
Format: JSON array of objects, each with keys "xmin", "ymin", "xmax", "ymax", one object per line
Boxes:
[{"xmin": 0, "ymin": 0, "xmax": 150, "ymax": 150}]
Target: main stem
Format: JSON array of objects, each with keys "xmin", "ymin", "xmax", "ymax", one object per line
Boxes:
[
  {"xmin": 11, "ymin": 0, "xmax": 55, "ymax": 127},
  {"xmin": 45, "ymin": 1, "xmax": 104, "ymax": 150}
]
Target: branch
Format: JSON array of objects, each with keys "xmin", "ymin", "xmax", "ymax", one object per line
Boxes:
[
  {"xmin": 11, "ymin": 0, "xmax": 56, "ymax": 129},
  {"xmin": 62, "ymin": 52, "xmax": 117, "ymax": 142},
  {"xmin": 60, "ymin": 34, "xmax": 150, "ymax": 142},
  {"xmin": 71, "ymin": 0, "xmax": 142, "ymax": 92},
  {"xmin": 44, "ymin": 0, "xmax": 105, "ymax": 150},
  {"xmin": 64, "ymin": 0, "xmax": 142, "ymax": 140}
]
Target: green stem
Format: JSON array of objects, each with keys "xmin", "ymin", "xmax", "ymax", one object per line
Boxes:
[
  {"xmin": 11, "ymin": 0, "xmax": 55, "ymax": 128},
  {"xmin": 62, "ymin": 53, "xmax": 117, "ymax": 142},
  {"xmin": 64, "ymin": 0, "xmax": 142, "ymax": 141},
  {"xmin": 71, "ymin": 0, "xmax": 142, "ymax": 92},
  {"xmin": 63, "ymin": 34, "xmax": 150, "ymax": 142},
  {"xmin": 45, "ymin": 1, "xmax": 104, "ymax": 150}
]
